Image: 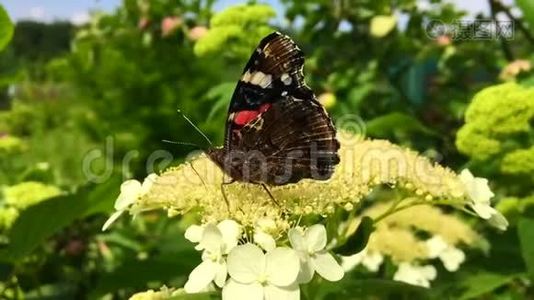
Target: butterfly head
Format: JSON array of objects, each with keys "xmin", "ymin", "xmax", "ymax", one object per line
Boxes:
[{"xmin": 205, "ymin": 147, "xmax": 226, "ymax": 169}]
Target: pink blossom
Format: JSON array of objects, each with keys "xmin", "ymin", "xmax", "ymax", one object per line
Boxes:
[
  {"xmin": 161, "ymin": 16, "xmax": 182, "ymax": 37},
  {"xmin": 435, "ymin": 35, "xmax": 452, "ymax": 46}
]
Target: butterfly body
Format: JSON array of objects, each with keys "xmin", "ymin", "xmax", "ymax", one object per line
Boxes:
[{"xmin": 207, "ymin": 32, "xmax": 339, "ymax": 186}]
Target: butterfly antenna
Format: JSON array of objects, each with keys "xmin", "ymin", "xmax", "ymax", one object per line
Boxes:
[
  {"xmin": 177, "ymin": 109, "xmax": 213, "ymax": 147},
  {"xmin": 162, "ymin": 140, "xmax": 201, "ymax": 148}
]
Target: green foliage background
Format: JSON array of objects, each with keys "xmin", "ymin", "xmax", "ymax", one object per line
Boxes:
[{"xmin": 0, "ymin": 0, "xmax": 533, "ymax": 299}]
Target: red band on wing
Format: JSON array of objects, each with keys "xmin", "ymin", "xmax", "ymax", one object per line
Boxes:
[{"xmin": 233, "ymin": 103, "xmax": 272, "ymax": 125}]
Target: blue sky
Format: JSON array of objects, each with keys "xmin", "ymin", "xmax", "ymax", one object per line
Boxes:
[
  {"xmin": 2, "ymin": 0, "xmax": 283, "ymax": 24},
  {"xmin": 2, "ymin": 0, "xmax": 513, "ymax": 24}
]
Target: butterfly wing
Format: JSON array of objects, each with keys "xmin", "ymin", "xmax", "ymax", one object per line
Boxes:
[
  {"xmin": 237, "ymin": 96, "xmax": 340, "ymax": 185},
  {"xmin": 225, "ymin": 32, "xmax": 312, "ymax": 150}
]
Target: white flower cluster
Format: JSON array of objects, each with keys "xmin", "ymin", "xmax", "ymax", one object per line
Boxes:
[
  {"xmin": 101, "ymin": 168, "xmax": 508, "ymax": 294},
  {"xmin": 183, "ymin": 221, "xmax": 344, "ymax": 300},
  {"xmin": 340, "ymin": 234, "xmax": 464, "ymax": 288},
  {"xmin": 389, "ymin": 235, "xmax": 465, "ymax": 288}
]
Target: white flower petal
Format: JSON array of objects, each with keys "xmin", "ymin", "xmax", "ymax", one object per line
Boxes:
[
  {"xmin": 184, "ymin": 261, "xmax": 217, "ymax": 293},
  {"xmin": 488, "ymin": 211, "xmax": 509, "ymax": 230},
  {"xmin": 471, "ymin": 177, "xmax": 494, "ymax": 203},
  {"xmin": 393, "ymin": 263, "xmax": 436, "ymax": 288},
  {"xmin": 440, "ymin": 247, "xmax": 465, "ymax": 272},
  {"xmin": 115, "ymin": 180, "xmax": 141, "ymax": 209},
  {"xmin": 288, "ymin": 228, "xmax": 306, "ymax": 252},
  {"xmin": 296, "ymin": 257, "xmax": 314, "ymax": 284},
  {"xmin": 471, "ymin": 203, "xmax": 496, "ymax": 219},
  {"xmin": 214, "ymin": 261, "xmax": 228, "ymax": 287},
  {"xmin": 217, "ymin": 220, "xmax": 241, "ymax": 253},
  {"xmin": 256, "ymin": 218, "xmax": 277, "ymax": 231},
  {"xmin": 304, "ymin": 224, "xmax": 328, "ymax": 253},
  {"xmin": 265, "ymin": 247, "xmax": 300, "ymax": 287},
  {"xmin": 425, "ymin": 235, "xmax": 448, "ymax": 259},
  {"xmin": 222, "ymin": 279, "xmax": 263, "ymax": 300},
  {"xmin": 254, "ymin": 230, "xmax": 276, "ymax": 252},
  {"xmin": 460, "ymin": 169, "xmax": 495, "ymax": 207},
  {"xmin": 227, "ymin": 244, "xmax": 264, "ymax": 284},
  {"xmin": 140, "ymin": 173, "xmax": 158, "ymax": 195},
  {"xmin": 362, "ymin": 251, "xmax": 383, "ymax": 272},
  {"xmin": 264, "ymin": 282, "xmax": 300, "ymax": 300},
  {"xmin": 101, "ymin": 210, "xmax": 124, "ymax": 231},
  {"xmin": 199, "ymin": 224, "xmax": 223, "ymax": 253},
  {"xmin": 311, "ymin": 251, "xmax": 344, "ymax": 281},
  {"xmin": 420, "ymin": 265, "xmax": 437, "ymax": 281},
  {"xmin": 340, "ymin": 252, "xmax": 364, "ymax": 272},
  {"xmin": 185, "ymin": 225, "xmax": 204, "ymax": 243},
  {"xmin": 459, "ymin": 169, "xmax": 475, "ymax": 186}
]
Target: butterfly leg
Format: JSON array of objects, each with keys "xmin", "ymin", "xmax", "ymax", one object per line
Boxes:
[
  {"xmin": 220, "ymin": 179, "xmax": 235, "ymax": 213},
  {"xmin": 260, "ymin": 183, "xmax": 281, "ymax": 207},
  {"xmin": 188, "ymin": 162, "xmax": 207, "ymax": 190}
]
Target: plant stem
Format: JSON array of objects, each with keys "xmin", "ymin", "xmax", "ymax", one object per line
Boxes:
[
  {"xmin": 489, "ymin": 0, "xmax": 514, "ymax": 61},
  {"xmin": 493, "ymin": 0, "xmax": 534, "ymax": 46},
  {"xmin": 373, "ymin": 198, "xmax": 462, "ymax": 223}
]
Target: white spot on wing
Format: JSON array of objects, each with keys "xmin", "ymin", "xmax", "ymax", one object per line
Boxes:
[
  {"xmin": 241, "ymin": 70, "xmax": 272, "ymax": 88},
  {"xmin": 241, "ymin": 71, "xmax": 252, "ymax": 82},
  {"xmin": 281, "ymin": 73, "xmax": 292, "ymax": 85}
]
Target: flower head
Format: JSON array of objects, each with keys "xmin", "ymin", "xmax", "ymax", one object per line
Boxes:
[
  {"xmin": 456, "ymin": 82, "xmax": 534, "ymax": 162},
  {"xmin": 499, "ymin": 59, "xmax": 531, "ymax": 80},
  {"xmin": 4, "ymin": 181, "xmax": 62, "ymax": 210},
  {"xmin": 193, "ymin": 4, "xmax": 275, "ymax": 58},
  {"xmin": 288, "ymin": 224, "xmax": 344, "ymax": 283},
  {"xmin": 135, "ymin": 132, "xmax": 473, "ymax": 236},
  {"xmin": 223, "ymin": 244, "xmax": 300, "ymax": 300}
]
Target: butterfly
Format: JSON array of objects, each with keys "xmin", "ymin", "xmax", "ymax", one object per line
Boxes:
[{"xmin": 206, "ymin": 32, "xmax": 340, "ymax": 187}]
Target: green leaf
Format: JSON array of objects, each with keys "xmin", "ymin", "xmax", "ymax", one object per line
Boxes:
[
  {"xmin": 0, "ymin": 262, "xmax": 13, "ymax": 281},
  {"xmin": 316, "ymin": 278, "xmax": 429, "ymax": 300},
  {"xmin": 0, "ymin": 4, "xmax": 13, "ymax": 51},
  {"xmin": 92, "ymin": 253, "xmax": 199, "ymax": 298},
  {"xmin": 458, "ymin": 272, "xmax": 515, "ymax": 300},
  {"xmin": 24, "ymin": 283, "xmax": 77, "ymax": 300},
  {"xmin": 518, "ymin": 217, "xmax": 534, "ymax": 280},
  {"xmin": 206, "ymin": 82, "xmax": 236, "ymax": 121},
  {"xmin": 517, "ymin": 0, "xmax": 534, "ymax": 30},
  {"xmin": 0, "ymin": 177, "xmax": 121, "ymax": 262},
  {"xmin": 366, "ymin": 112, "xmax": 438, "ymax": 138},
  {"xmin": 333, "ymin": 216, "xmax": 374, "ymax": 255}
]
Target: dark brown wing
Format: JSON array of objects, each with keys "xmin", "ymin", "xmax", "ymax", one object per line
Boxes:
[
  {"xmin": 225, "ymin": 32, "xmax": 312, "ymax": 150},
  {"xmin": 237, "ymin": 96, "xmax": 340, "ymax": 185}
]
